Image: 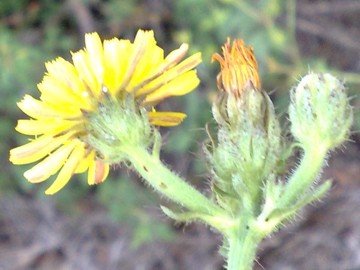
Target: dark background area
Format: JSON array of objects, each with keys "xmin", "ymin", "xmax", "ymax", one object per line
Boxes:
[{"xmin": 1, "ymin": 0, "xmax": 360, "ymax": 269}]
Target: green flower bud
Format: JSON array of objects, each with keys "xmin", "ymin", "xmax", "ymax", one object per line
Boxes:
[
  {"xmin": 289, "ymin": 73, "xmax": 352, "ymax": 150},
  {"xmin": 207, "ymin": 86, "xmax": 282, "ymax": 214},
  {"xmin": 208, "ymin": 38, "xmax": 285, "ymax": 214}
]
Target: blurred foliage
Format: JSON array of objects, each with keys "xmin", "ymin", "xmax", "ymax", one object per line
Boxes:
[
  {"xmin": 0, "ymin": 29, "xmax": 42, "ymax": 112},
  {"xmin": 1, "ymin": 0, "xmax": 359, "ymax": 249},
  {"xmin": 0, "ymin": 28, "xmax": 46, "ymax": 193},
  {"xmin": 173, "ymin": 0, "xmax": 359, "ymax": 114},
  {"xmin": 97, "ymin": 177, "xmax": 174, "ymax": 248}
]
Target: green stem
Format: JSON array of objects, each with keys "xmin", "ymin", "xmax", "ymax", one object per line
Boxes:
[
  {"xmin": 279, "ymin": 144, "xmax": 328, "ymax": 208},
  {"xmin": 227, "ymin": 219, "xmax": 261, "ymax": 270},
  {"xmin": 125, "ymin": 146, "xmax": 223, "ymax": 216}
]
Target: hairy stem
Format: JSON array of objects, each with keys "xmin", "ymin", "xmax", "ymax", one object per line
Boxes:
[
  {"xmin": 279, "ymin": 144, "xmax": 328, "ymax": 208},
  {"xmin": 125, "ymin": 146, "xmax": 223, "ymax": 216},
  {"xmin": 227, "ymin": 218, "xmax": 261, "ymax": 270}
]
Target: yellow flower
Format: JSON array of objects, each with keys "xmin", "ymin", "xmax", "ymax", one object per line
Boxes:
[
  {"xmin": 10, "ymin": 30, "xmax": 202, "ymax": 195},
  {"xmin": 212, "ymin": 38, "xmax": 260, "ymax": 97}
]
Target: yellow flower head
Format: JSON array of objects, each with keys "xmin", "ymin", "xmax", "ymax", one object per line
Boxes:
[
  {"xmin": 212, "ymin": 38, "xmax": 260, "ymax": 97},
  {"xmin": 9, "ymin": 30, "xmax": 201, "ymax": 195}
]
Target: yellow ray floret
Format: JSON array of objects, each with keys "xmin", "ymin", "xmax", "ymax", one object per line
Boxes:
[{"xmin": 9, "ymin": 29, "xmax": 201, "ymax": 194}]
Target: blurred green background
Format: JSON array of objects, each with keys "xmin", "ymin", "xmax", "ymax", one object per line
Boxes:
[{"xmin": 1, "ymin": 0, "xmax": 359, "ymax": 261}]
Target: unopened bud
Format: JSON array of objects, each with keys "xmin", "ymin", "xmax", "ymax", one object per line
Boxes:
[
  {"xmin": 289, "ymin": 73, "xmax": 352, "ymax": 150},
  {"xmin": 208, "ymin": 86, "xmax": 282, "ymax": 212},
  {"xmin": 208, "ymin": 38, "xmax": 283, "ymax": 212}
]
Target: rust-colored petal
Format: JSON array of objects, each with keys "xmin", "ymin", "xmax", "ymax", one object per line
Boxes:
[{"xmin": 212, "ymin": 38, "xmax": 260, "ymax": 97}]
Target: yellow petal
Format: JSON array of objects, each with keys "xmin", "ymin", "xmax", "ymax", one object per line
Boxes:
[
  {"xmin": 16, "ymin": 119, "xmax": 79, "ymax": 136},
  {"xmin": 24, "ymin": 140, "xmax": 78, "ymax": 183},
  {"xmin": 88, "ymin": 160, "xmax": 110, "ymax": 185},
  {"xmin": 45, "ymin": 142, "xmax": 86, "ymax": 195},
  {"xmin": 38, "ymin": 75, "xmax": 91, "ymax": 110},
  {"xmin": 148, "ymin": 111, "xmax": 187, "ymax": 126},
  {"xmin": 45, "ymin": 57, "xmax": 87, "ymax": 96},
  {"xmin": 126, "ymin": 34, "xmax": 164, "ymax": 91},
  {"xmin": 143, "ymin": 70, "xmax": 200, "ymax": 105},
  {"xmin": 85, "ymin": 32, "xmax": 104, "ymax": 84},
  {"xmin": 136, "ymin": 52, "xmax": 201, "ymax": 97},
  {"xmin": 119, "ymin": 30, "xmax": 153, "ymax": 91},
  {"xmin": 126, "ymin": 44, "xmax": 190, "ymax": 96},
  {"xmin": 17, "ymin": 95, "xmax": 79, "ymax": 119},
  {"xmin": 9, "ymin": 133, "xmax": 73, "ymax": 165},
  {"xmin": 103, "ymin": 38, "xmax": 132, "ymax": 94},
  {"xmin": 72, "ymin": 50, "xmax": 100, "ymax": 97},
  {"xmin": 75, "ymin": 150, "xmax": 94, "ymax": 173}
]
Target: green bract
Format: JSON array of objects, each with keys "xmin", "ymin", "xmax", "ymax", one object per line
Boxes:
[
  {"xmin": 207, "ymin": 86, "xmax": 282, "ymax": 216},
  {"xmin": 86, "ymin": 94, "xmax": 154, "ymax": 164}
]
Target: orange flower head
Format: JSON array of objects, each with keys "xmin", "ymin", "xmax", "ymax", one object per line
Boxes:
[{"xmin": 212, "ymin": 38, "xmax": 260, "ymax": 97}]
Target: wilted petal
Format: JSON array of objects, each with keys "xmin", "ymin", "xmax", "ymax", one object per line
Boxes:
[
  {"xmin": 88, "ymin": 160, "xmax": 110, "ymax": 185},
  {"xmin": 212, "ymin": 38, "xmax": 261, "ymax": 96},
  {"xmin": 162, "ymin": 43, "xmax": 189, "ymax": 69}
]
